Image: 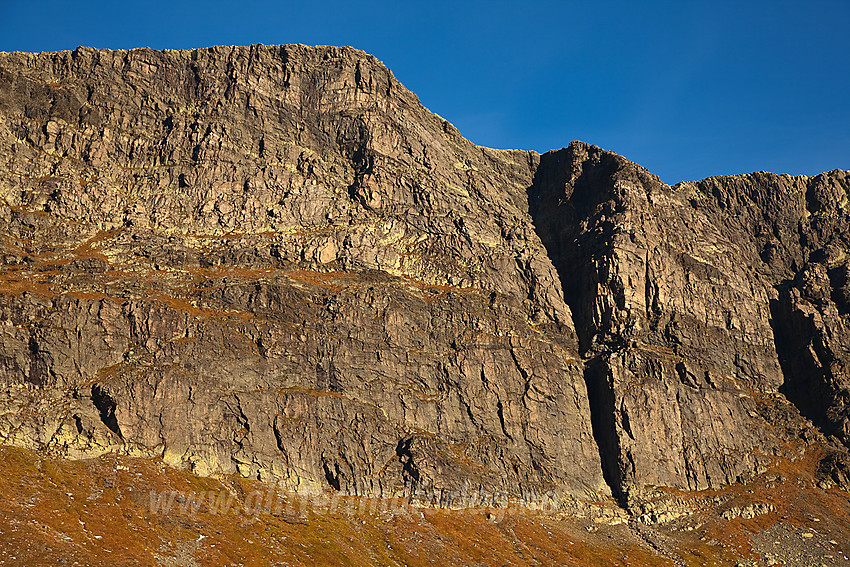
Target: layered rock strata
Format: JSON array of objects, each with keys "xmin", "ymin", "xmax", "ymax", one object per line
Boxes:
[{"xmin": 0, "ymin": 44, "xmax": 848, "ymax": 507}]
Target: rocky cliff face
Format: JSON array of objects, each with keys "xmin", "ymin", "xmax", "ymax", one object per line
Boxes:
[
  {"xmin": 0, "ymin": 44, "xmax": 848, "ymax": 509},
  {"xmin": 529, "ymin": 146, "xmax": 850, "ymax": 501}
]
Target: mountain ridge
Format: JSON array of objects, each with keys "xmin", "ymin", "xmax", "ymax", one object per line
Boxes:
[{"xmin": 1, "ymin": 44, "xmax": 849, "ymax": 519}]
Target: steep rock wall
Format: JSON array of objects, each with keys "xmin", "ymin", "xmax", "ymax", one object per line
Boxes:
[
  {"xmin": 1, "ymin": 44, "xmax": 849, "ymax": 507},
  {"xmin": 529, "ymin": 143, "xmax": 850, "ymax": 500},
  {"xmin": 0, "ymin": 45, "xmax": 603, "ymax": 506}
]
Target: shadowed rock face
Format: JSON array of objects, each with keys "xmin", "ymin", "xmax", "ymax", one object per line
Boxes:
[{"xmin": 0, "ymin": 44, "xmax": 848, "ymax": 507}]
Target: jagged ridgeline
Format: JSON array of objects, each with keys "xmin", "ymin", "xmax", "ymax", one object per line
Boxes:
[{"xmin": 1, "ymin": 44, "xmax": 848, "ymax": 509}]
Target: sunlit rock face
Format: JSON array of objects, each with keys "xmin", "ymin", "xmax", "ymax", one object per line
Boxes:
[{"xmin": 0, "ymin": 44, "xmax": 848, "ymax": 507}]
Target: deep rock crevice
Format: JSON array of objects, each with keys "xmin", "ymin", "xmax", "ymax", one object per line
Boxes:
[{"xmin": 90, "ymin": 385, "xmax": 122, "ymax": 439}]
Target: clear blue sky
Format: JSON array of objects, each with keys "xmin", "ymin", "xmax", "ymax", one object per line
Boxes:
[{"xmin": 1, "ymin": 0, "xmax": 847, "ymax": 183}]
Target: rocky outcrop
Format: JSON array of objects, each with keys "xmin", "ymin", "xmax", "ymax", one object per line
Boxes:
[{"xmin": 0, "ymin": 44, "xmax": 848, "ymax": 508}]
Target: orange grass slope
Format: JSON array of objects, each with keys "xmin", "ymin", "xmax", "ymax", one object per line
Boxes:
[
  {"xmin": 3, "ymin": 444, "xmax": 850, "ymax": 565},
  {"xmin": 0, "ymin": 446, "xmax": 675, "ymax": 567}
]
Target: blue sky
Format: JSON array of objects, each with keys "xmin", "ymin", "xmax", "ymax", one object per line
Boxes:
[{"xmin": 1, "ymin": 0, "xmax": 847, "ymax": 183}]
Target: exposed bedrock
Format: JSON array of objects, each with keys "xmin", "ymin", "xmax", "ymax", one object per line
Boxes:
[
  {"xmin": 0, "ymin": 45, "xmax": 603, "ymax": 507},
  {"xmin": 1, "ymin": 44, "xmax": 849, "ymax": 508},
  {"xmin": 528, "ymin": 143, "xmax": 850, "ymax": 500}
]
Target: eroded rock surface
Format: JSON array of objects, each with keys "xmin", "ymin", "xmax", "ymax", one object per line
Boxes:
[
  {"xmin": 0, "ymin": 44, "xmax": 849, "ymax": 508},
  {"xmin": 529, "ymin": 144, "xmax": 850, "ymax": 501},
  {"xmin": 0, "ymin": 45, "xmax": 601, "ymax": 506}
]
